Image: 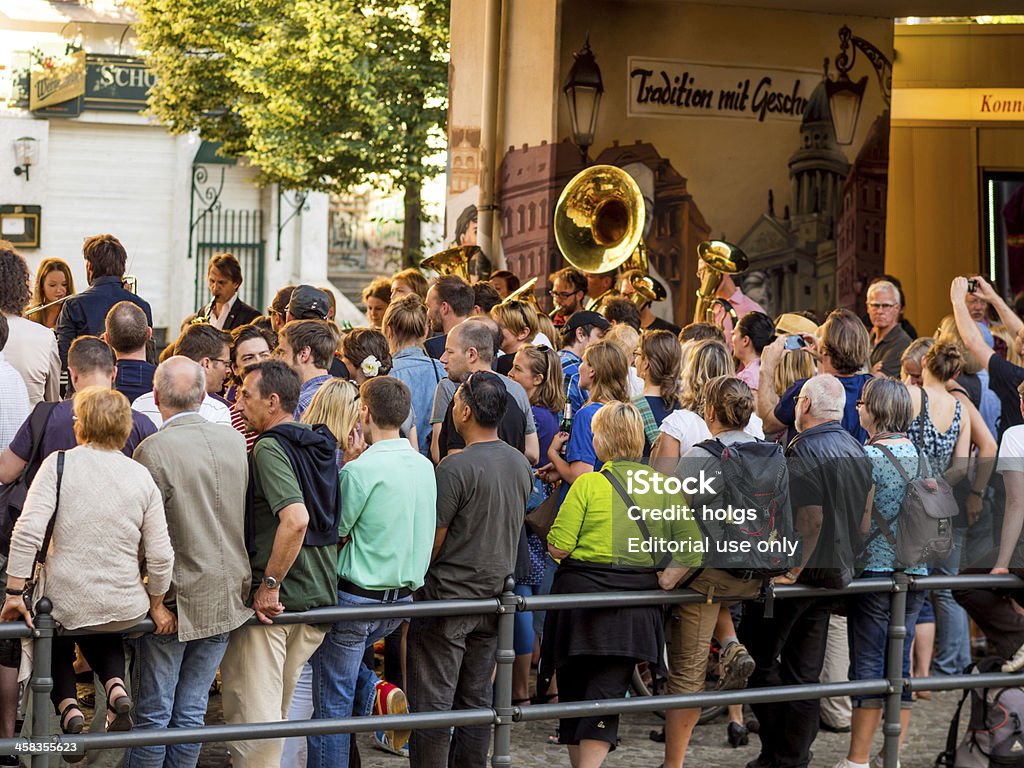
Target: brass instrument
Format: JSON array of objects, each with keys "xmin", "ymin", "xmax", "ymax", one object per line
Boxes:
[
  {"xmin": 693, "ymin": 240, "xmax": 749, "ymax": 325},
  {"xmin": 123, "ymin": 275, "xmax": 139, "ymax": 294},
  {"xmin": 555, "ymin": 165, "xmax": 645, "ymax": 276},
  {"xmin": 502, "ymin": 277, "xmax": 541, "ymax": 312},
  {"xmin": 421, "ymin": 245, "xmax": 474, "ymax": 281}
]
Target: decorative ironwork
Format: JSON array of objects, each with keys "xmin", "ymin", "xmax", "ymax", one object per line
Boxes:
[
  {"xmin": 276, "ymin": 188, "xmax": 310, "ymax": 262},
  {"xmin": 834, "ymin": 24, "xmax": 892, "ymax": 107}
]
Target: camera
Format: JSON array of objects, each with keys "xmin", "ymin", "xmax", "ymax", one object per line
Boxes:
[
  {"xmin": 967, "ymin": 279, "xmax": 978, "ymax": 294},
  {"xmin": 784, "ymin": 335, "xmax": 807, "ymax": 351}
]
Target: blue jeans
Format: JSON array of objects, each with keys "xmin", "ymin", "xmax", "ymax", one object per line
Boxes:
[
  {"xmin": 932, "ymin": 528, "xmax": 972, "ymax": 674},
  {"xmin": 513, "ymin": 584, "xmax": 536, "ymax": 656},
  {"xmin": 307, "ymin": 590, "xmax": 407, "ymax": 768},
  {"xmin": 124, "ymin": 632, "xmax": 229, "ymax": 768},
  {"xmin": 847, "ymin": 577, "xmax": 925, "ymax": 707}
]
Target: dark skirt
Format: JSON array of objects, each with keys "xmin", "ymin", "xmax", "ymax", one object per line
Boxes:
[{"xmin": 539, "ymin": 558, "xmax": 665, "ymax": 673}]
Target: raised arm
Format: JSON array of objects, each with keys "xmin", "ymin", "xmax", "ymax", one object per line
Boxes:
[
  {"xmin": 951, "ymin": 277, "xmax": 995, "ymax": 369},
  {"xmin": 974, "ymin": 275, "xmax": 1024, "ymax": 338}
]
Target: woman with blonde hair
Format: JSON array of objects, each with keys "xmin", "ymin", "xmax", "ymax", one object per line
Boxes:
[
  {"xmin": 545, "ymin": 401, "xmax": 702, "ymax": 768},
  {"xmin": 384, "ymin": 295, "xmax": 446, "ymax": 457},
  {"xmin": 653, "ymin": 340, "xmax": 764, "ymax": 461},
  {"xmin": 1, "ymin": 387, "xmax": 173, "ymax": 740},
  {"xmin": 26, "ymin": 258, "xmax": 75, "ymax": 329},
  {"xmin": 390, "ymin": 268, "xmax": 428, "ymax": 302},
  {"xmin": 605, "ymin": 323, "xmax": 644, "ymax": 397},
  {"xmin": 491, "ymin": 301, "xmax": 553, "ymax": 375},
  {"xmin": 301, "ymin": 378, "xmax": 363, "ymax": 462},
  {"xmin": 634, "ymin": 330, "xmax": 683, "ymax": 454},
  {"xmin": 543, "ymin": 341, "xmax": 629, "ymax": 486}
]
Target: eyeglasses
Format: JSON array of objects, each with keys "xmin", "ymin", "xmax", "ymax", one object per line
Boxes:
[
  {"xmin": 267, "ymin": 307, "xmax": 282, "ymax": 317},
  {"xmin": 549, "ymin": 290, "xmax": 579, "ymax": 299},
  {"xmin": 211, "ymin": 357, "xmax": 233, "ymax": 369},
  {"xmin": 856, "ymin": 399, "xmax": 865, "ymax": 407},
  {"xmin": 867, "ymin": 302, "xmax": 898, "ymax": 311}
]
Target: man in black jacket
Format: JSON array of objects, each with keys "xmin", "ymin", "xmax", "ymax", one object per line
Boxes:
[
  {"xmin": 56, "ymin": 234, "xmax": 152, "ymax": 368},
  {"xmin": 197, "ymin": 253, "xmax": 261, "ymax": 331},
  {"xmin": 740, "ymin": 374, "xmax": 872, "ymax": 768}
]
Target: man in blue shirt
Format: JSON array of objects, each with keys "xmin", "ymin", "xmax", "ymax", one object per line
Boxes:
[
  {"xmin": 275, "ymin": 320, "xmax": 335, "ymax": 419},
  {"xmin": 105, "ymin": 301, "xmax": 156, "ymax": 404},
  {"xmin": 557, "ymin": 311, "xmax": 609, "ymax": 415},
  {"xmin": 56, "ymin": 234, "xmax": 152, "ymax": 369}
]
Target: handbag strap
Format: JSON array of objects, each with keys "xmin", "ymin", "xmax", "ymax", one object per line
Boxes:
[
  {"xmin": 36, "ymin": 451, "xmax": 64, "ymax": 567},
  {"xmin": 601, "ymin": 469, "xmax": 671, "ymax": 568}
]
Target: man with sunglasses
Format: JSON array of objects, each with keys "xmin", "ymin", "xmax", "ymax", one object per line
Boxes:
[
  {"xmin": 548, "ymin": 267, "xmax": 588, "ymax": 328},
  {"xmin": 133, "ymin": 323, "xmax": 233, "ymax": 429}
]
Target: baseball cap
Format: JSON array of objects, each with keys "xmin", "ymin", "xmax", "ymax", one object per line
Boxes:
[
  {"xmin": 775, "ymin": 312, "xmax": 819, "ymax": 338},
  {"xmin": 564, "ymin": 310, "xmax": 611, "ymax": 334},
  {"xmin": 287, "ymin": 285, "xmax": 331, "ymax": 320}
]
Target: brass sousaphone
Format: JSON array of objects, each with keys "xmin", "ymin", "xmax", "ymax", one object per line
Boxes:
[
  {"xmin": 554, "ymin": 165, "xmax": 645, "ymax": 311},
  {"xmin": 420, "ymin": 245, "xmax": 474, "ymax": 282},
  {"xmin": 693, "ymin": 240, "xmax": 749, "ymax": 326},
  {"xmin": 502, "ymin": 277, "xmax": 542, "ymax": 312}
]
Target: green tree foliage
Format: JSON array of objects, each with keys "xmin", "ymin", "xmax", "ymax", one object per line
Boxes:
[{"xmin": 129, "ymin": 0, "xmax": 448, "ymax": 195}]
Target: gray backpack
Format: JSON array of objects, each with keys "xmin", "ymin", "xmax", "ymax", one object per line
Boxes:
[
  {"xmin": 936, "ymin": 659, "xmax": 1024, "ymax": 768},
  {"xmin": 866, "ymin": 441, "xmax": 957, "ymax": 569}
]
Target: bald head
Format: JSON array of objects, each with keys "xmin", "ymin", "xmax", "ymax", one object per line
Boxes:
[
  {"xmin": 796, "ymin": 374, "xmax": 846, "ymax": 432},
  {"xmin": 451, "ymin": 318, "xmax": 497, "ymax": 364},
  {"xmin": 153, "ymin": 356, "xmax": 206, "ymax": 419}
]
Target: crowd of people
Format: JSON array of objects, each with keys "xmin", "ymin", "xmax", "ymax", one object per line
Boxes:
[{"xmin": 0, "ymin": 232, "xmax": 1023, "ymax": 768}]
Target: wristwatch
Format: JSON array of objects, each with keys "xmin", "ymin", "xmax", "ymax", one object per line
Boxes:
[{"xmin": 262, "ymin": 576, "xmax": 280, "ymax": 590}]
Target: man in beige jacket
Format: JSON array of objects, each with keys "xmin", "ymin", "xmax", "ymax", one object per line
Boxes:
[{"xmin": 128, "ymin": 356, "xmax": 252, "ymax": 768}]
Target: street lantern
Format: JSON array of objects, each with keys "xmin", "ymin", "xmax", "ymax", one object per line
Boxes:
[
  {"xmin": 825, "ymin": 72, "xmax": 867, "ymax": 145},
  {"xmin": 563, "ymin": 37, "xmax": 603, "ymax": 164},
  {"xmin": 13, "ymin": 136, "xmax": 38, "ymax": 180},
  {"xmin": 826, "ymin": 25, "xmax": 891, "ymax": 146}
]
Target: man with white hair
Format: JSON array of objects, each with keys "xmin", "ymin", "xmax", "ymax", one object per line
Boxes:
[
  {"xmin": 128, "ymin": 356, "xmax": 252, "ymax": 768},
  {"xmin": 866, "ymin": 280, "xmax": 912, "ymax": 378},
  {"xmin": 740, "ymin": 374, "xmax": 872, "ymax": 768}
]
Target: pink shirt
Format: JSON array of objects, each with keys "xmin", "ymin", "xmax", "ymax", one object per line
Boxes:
[
  {"xmin": 736, "ymin": 359, "xmax": 761, "ymax": 392},
  {"xmin": 713, "ymin": 288, "xmax": 766, "ymax": 352}
]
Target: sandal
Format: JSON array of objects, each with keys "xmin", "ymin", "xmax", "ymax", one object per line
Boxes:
[
  {"xmin": 105, "ymin": 681, "xmax": 133, "ymax": 732},
  {"xmin": 58, "ymin": 701, "xmax": 84, "ymax": 735},
  {"xmin": 58, "ymin": 701, "xmax": 85, "ymax": 764}
]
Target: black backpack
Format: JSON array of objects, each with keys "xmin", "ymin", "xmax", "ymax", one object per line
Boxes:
[
  {"xmin": 936, "ymin": 658, "xmax": 1024, "ymax": 768},
  {"xmin": 693, "ymin": 438, "xmax": 796, "ymax": 578},
  {"xmin": 0, "ymin": 402, "xmax": 57, "ymax": 557}
]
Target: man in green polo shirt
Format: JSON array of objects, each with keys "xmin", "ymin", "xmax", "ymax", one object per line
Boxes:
[
  {"xmin": 221, "ymin": 360, "xmax": 338, "ymax": 768},
  {"xmin": 307, "ymin": 376, "xmax": 436, "ymax": 766}
]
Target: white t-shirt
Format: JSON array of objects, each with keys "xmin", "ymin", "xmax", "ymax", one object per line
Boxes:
[
  {"xmin": 132, "ymin": 391, "xmax": 233, "ymax": 430},
  {"xmin": 659, "ymin": 408, "xmax": 764, "ymax": 453},
  {"xmin": 998, "ymin": 424, "xmax": 1024, "ymax": 474}
]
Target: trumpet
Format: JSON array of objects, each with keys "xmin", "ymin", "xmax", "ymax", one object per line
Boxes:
[
  {"xmin": 502, "ymin": 277, "xmax": 541, "ymax": 312},
  {"xmin": 693, "ymin": 240, "xmax": 748, "ymax": 326}
]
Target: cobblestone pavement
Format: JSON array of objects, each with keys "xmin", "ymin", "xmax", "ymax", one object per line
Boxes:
[{"xmin": 179, "ymin": 689, "xmax": 960, "ymax": 768}]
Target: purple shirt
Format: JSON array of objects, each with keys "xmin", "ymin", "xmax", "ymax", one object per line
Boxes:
[{"xmin": 9, "ymin": 399, "xmax": 156, "ymax": 461}]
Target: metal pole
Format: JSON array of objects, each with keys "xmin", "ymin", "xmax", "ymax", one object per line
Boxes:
[
  {"xmin": 882, "ymin": 572, "xmax": 909, "ymax": 768},
  {"xmin": 477, "ymin": 0, "xmax": 504, "ymax": 268},
  {"xmin": 31, "ymin": 598, "xmax": 54, "ymax": 768},
  {"xmin": 492, "ymin": 579, "xmax": 517, "ymax": 767}
]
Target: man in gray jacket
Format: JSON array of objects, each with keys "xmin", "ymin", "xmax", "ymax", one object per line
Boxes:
[{"xmin": 128, "ymin": 356, "xmax": 253, "ymax": 768}]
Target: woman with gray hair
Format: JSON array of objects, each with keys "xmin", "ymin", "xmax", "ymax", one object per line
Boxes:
[{"xmin": 836, "ymin": 378, "xmax": 927, "ymax": 768}]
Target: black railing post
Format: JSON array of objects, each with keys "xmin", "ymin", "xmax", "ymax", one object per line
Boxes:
[
  {"xmin": 31, "ymin": 598, "xmax": 54, "ymax": 768},
  {"xmin": 883, "ymin": 572, "xmax": 909, "ymax": 768},
  {"xmin": 492, "ymin": 579, "xmax": 517, "ymax": 767}
]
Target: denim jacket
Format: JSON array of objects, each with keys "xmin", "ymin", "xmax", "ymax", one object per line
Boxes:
[
  {"xmin": 56, "ymin": 276, "xmax": 153, "ymax": 368},
  {"xmin": 391, "ymin": 346, "xmax": 446, "ymax": 457}
]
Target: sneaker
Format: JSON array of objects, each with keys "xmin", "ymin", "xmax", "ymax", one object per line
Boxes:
[
  {"xmin": 833, "ymin": 760, "xmax": 869, "ymax": 768},
  {"xmin": 374, "ymin": 680, "xmax": 411, "ymax": 754},
  {"xmin": 373, "ymin": 730, "xmax": 410, "ymax": 758},
  {"xmin": 871, "ymin": 754, "xmax": 899, "ymax": 768},
  {"xmin": 719, "ymin": 641, "xmax": 755, "ymax": 690},
  {"xmin": 1004, "ymin": 642, "xmax": 1024, "ymax": 673}
]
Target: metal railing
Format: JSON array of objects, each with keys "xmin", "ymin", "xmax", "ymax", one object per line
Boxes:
[{"xmin": 1, "ymin": 572, "xmax": 1021, "ymax": 767}]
